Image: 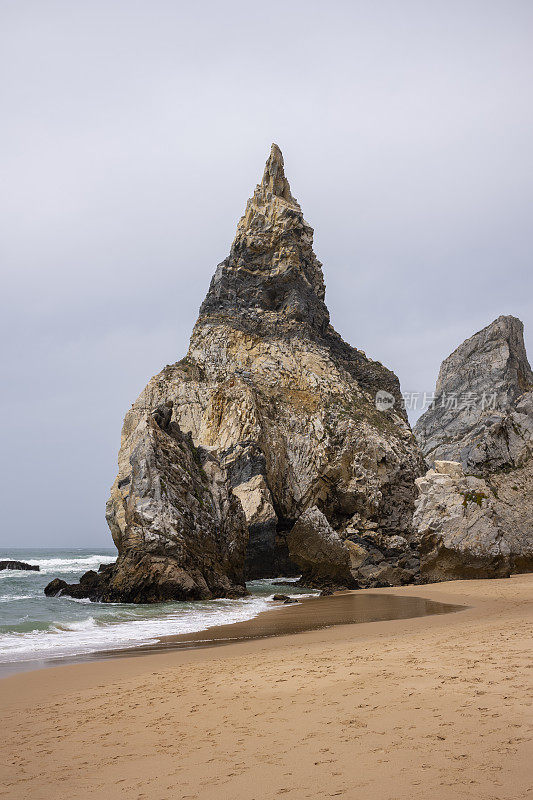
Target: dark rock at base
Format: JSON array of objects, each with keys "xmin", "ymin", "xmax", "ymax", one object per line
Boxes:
[
  {"xmin": 103, "ymin": 551, "xmax": 248, "ymax": 603},
  {"xmin": 98, "ymin": 562, "xmax": 116, "ymax": 573},
  {"xmin": 44, "ymin": 572, "xmax": 106, "ymax": 602},
  {"xmin": 320, "ymin": 587, "xmax": 334, "ymax": 596},
  {"xmin": 44, "ymin": 578, "xmax": 68, "ymax": 596},
  {"xmin": 0, "ymin": 560, "xmax": 39, "ymax": 571},
  {"xmin": 45, "ymin": 550, "xmax": 250, "ymax": 604},
  {"xmin": 272, "ymin": 594, "xmax": 299, "ymax": 604}
]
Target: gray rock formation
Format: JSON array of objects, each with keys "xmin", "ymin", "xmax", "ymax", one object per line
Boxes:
[
  {"xmin": 414, "ymin": 315, "xmax": 533, "ymax": 471},
  {"xmin": 102, "ymin": 143, "xmax": 425, "ymax": 594},
  {"xmin": 287, "ymin": 507, "xmax": 360, "ymax": 588},
  {"xmin": 414, "ymin": 317, "xmax": 533, "ymax": 575}
]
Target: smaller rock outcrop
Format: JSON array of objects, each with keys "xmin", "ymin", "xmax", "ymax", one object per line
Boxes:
[
  {"xmin": 44, "ymin": 564, "xmax": 114, "ymax": 601},
  {"xmin": 414, "ymin": 461, "xmax": 511, "ymax": 582},
  {"xmin": 272, "ymin": 594, "xmax": 299, "ymax": 604},
  {"xmin": 0, "ymin": 560, "xmax": 39, "ymax": 571},
  {"xmin": 414, "ymin": 316, "xmax": 533, "ymax": 575}
]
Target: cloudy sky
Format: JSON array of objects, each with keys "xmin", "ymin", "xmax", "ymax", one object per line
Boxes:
[{"xmin": 1, "ymin": 1, "xmax": 532, "ymax": 547}]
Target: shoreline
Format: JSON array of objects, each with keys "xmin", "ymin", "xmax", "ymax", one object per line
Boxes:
[
  {"xmin": 1, "ymin": 575, "xmax": 531, "ymax": 799},
  {"xmin": 0, "ymin": 588, "xmax": 462, "ymax": 678}
]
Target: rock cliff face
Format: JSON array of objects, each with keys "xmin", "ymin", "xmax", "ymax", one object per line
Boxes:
[
  {"xmin": 414, "ymin": 317, "xmax": 533, "ymax": 576},
  {"xmin": 102, "ymin": 144, "xmax": 424, "ymax": 595}
]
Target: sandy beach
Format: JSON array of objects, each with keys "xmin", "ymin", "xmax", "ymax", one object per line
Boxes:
[{"xmin": 1, "ymin": 575, "xmax": 531, "ymax": 800}]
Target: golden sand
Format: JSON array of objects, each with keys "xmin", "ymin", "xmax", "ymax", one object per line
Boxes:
[{"xmin": 1, "ymin": 575, "xmax": 531, "ymax": 800}]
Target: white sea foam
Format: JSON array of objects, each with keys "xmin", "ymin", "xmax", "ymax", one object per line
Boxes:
[
  {"xmin": 0, "ymin": 595, "xmax": 33, "ymax": 603},
  {"xmin": 0, "ymin": 591, "xmax": 315, "ymax": 664},
  {"xmin": 0, "ymin": 554, "xmax": 116, "ymax": 575},
  {"xmin": 0, "ymin": 558, "xmax": 316, "ymax": 666}
]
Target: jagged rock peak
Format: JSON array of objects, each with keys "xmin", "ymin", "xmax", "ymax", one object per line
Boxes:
[
  {"xmin": 414, "ymin": 315, "xmax": 533, "ymax": 467},
  {"xmin": 259, "ymin": 143, "xmax": 296, "ymax": 202},
  {"xmin": 435, "ymin": 315, "xmax": 533, "ymax": 400},
  {"xmin": 198, "ymin": 143, "xmax": 328, "ymax": 332},
  {"xmin": 94, "ymin": 144, "xmax": 426, "ymax": 599}
]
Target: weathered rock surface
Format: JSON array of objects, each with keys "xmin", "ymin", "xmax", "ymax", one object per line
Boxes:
[
  {"xmin": 414, "ymin": 317, "xmax": 533, "ymax": 575},
  {"xmin": 105, "ymin": 407, "xmax": 248, "ymax": 601},
  {"xmin": 0, "ymin": 560, "xmax": 39, "ymax": 571},
  {"xmin": 47, "ymin": 410, "xmax": 248, "ymax": 602},
  {"xmin": 114, "ymin": 144, "xmax": 424, "ymax": 589},
  {"xmin": 414, "ymin": 316, "xmax": 533, "ymax": 471},
  {"xmin": 48, "ymin": 145, "xmax": 425, "ymax": 601},
  {"xmin": 414, "ymin": 461, "xmax": 511, "ymax": 582},
  {"xmin": 288, "ymin": 507, "xmax": 360, "ymax": 589}
]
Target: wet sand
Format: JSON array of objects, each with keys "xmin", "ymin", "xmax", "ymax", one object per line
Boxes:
[
  {"xmin": 1, "ymin": 575, "xmax": 532, "ymax": 800},
  {"xmin": 143, "ymin": 590, "xmax": 461, "ymax": 652}
]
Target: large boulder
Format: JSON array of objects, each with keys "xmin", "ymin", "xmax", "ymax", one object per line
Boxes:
[
  {"xmin": 47, "ymin": 412, "xmax": 248, "ymax": 603},
  {"xmin": 287, "ymin": 507, "xmax": 359, "ymax": 588},
  {"xmin": 414, "ymin": 461, "xmax": 511, "ymax": 582},
  {"xmin": 104, "ymin": 411, "xmax": 248, "ymax": 601}
]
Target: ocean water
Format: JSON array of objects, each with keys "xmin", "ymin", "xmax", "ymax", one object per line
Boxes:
[{"xmin": 0, "ymin": 548, "xmax": 314, "ymax": 668}]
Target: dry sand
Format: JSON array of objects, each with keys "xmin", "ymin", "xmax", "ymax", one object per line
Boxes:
[{"xmin": 1, "ymin": 575, "xmax": 532, "ymax": 800}]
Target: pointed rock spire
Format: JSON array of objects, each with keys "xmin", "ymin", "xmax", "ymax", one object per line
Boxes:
[
  {"xmin": 197, "ymin": 144, "xmax": 328, "ymax": 334},
  {"xmin": 260, "ymin": 143, "xmax": 295, "ymax": 202}
]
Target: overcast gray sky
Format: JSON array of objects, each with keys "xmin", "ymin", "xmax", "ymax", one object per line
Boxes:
[{"xmin": 1, "ymin": 1, "xmax": 532, "ymax": 547}]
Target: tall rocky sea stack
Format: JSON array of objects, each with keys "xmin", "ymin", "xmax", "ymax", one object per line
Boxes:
[
  {"xmin": 43, "ymin": 150, "xmax": 533, "ymax": 604},
  {"xmin": 48, "ymin": 144, "xmax": 425, "ymax": 602},
  {"xmin": 414, "ymin": 316, "xmax": 533, "ymax": 580}
]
